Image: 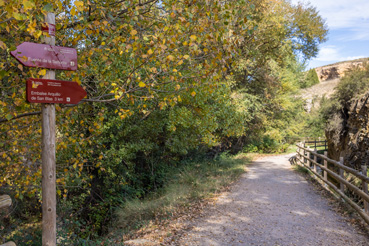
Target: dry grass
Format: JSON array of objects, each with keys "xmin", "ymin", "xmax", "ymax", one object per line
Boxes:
[{"xmin": 113, "ymin": 153, "xmax": 253, "ymax": 238}]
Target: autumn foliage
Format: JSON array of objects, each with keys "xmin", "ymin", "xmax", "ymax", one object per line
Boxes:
[{"xmin": 1, "ymin": 0, "xmax": 327, "ymax": 242}]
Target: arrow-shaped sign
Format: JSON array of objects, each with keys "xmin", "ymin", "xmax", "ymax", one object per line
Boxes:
[
  {"xmin": 11, "ymin": 42, "xmax": 77, "ymax": 71},
  {"xmin": 26, "ymin": 78, "xmax": 87, "ymax": 104}
]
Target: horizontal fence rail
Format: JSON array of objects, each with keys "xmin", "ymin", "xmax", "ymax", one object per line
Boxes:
[
  {"xmin": 296, "ymin": 143, "xmax": 369, "ymax": 226},
  {"xmin": 303, "ymin": 139, "xmax": 327, "ymax": 150}
]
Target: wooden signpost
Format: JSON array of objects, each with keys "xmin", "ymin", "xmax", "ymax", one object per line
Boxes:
[
  {"xmin": 41, "ymin": 13, "xmax": 57, "ymax": 246},
  {"xmin": 11, "ymin": 12, "xmax": 86, "ymax": 246}
]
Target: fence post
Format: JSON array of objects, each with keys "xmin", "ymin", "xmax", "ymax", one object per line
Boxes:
[
  {"xmin": 324, "ymin": 140, "xmax": 327, "ymax": 150},
  {"xmin": 339, "ymin": 157, "xmax": 345, "ymax": 193},
  {"xmin": 313, "ymin": 148, "xmax": 317, "ymax": 173},
  {"xmin": 324, "ymin": 151, "xmax": 328, "ymax": 181},
  {"xmin": 307, "ymin": 148, "xmax": 311, "ymax": 168},
  {"xmin": 362, "ymin": 165, "xmax": 368, "ymax": 214},
  {"xmin": 303, "ymin": 141, "xmax": 306, "ymax": 164}
]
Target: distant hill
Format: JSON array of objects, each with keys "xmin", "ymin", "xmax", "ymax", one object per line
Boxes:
[
  {"xmin": 315, "ymin": 57, "xmax": 369, "ymax": 82},
  {"xmin": 300, "ymin": 58, "xmax": 369, "ymax": 112}
]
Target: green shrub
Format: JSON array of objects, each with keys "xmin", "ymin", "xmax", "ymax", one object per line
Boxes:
[{"xmin": 300, "ymin": 68, "xmax": 320, "ymax": 88}]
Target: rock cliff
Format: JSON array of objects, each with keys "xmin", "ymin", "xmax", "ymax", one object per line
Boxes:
[
  {"xmin": 326, "ymin": 91, "xmax": 369, "ymax": 169},
  {"xmin": 315, "ymin": 59, "xmax": 367, "ymax": 82}
]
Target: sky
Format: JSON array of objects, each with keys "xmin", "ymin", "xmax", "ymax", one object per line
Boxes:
[{"xmin": 291, "ymin": 0, "xmax": 369, "ymax": 69}]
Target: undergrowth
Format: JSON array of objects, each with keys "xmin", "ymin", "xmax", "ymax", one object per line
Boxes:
[{"xmin": 115, "ymin": 152, "xmax": 252, "ymax": 232}]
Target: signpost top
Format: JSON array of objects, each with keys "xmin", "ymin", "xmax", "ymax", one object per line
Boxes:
[{"xmin": 11, "ymin": 42, "xmax": 77, "ymax": 71}]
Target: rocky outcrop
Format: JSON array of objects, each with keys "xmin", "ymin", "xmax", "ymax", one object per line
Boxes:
[
  {"xmin": 316, "ymin": 60, "xmax": 366, "ymax": 82},
  {"xmin": 326, "ymin": 91, "xmax": 369, "ymax": 169}
]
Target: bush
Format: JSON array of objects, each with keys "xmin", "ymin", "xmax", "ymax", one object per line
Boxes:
[{"xmin": 300, "ymin": 68, "xmax": 320, "ymax": 88}]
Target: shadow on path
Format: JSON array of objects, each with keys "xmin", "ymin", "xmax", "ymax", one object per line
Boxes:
[{"xmin": 172, "ymin": 154, "xmax": 368, "ymax": 246}]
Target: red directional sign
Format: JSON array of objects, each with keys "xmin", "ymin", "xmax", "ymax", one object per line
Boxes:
[
  {"xmin": 26, "ymin": 78, "xmax": 87, "ymax": 104},
  {"xmin": 11, "ymin": 42, "xmax": 77, "ymax": 70}
]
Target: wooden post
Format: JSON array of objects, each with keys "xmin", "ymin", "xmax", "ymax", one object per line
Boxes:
[
  {"xmin": 313, "ymin": 148, "xmax": 317, "ymax": 173},
  {"xmin": 324, "ymin": 151, "xmax": 328, "ymax": 181},
  {"xmin": 42, "ymin": 12, "xmax": 56, "ymax": 246},
  {"xmin": 339, "ymin": 157, "xmax": 344, "ymax": 193},
  {"xmin": 307, "ymin": 148, "xmax": 311, "ymax": 168},
  {"xmin": 363, "ymin": 165, "xmax": 368, "ymax": 214},
  {"xmin": 324, "ymin": 140, "xmax": 327, "ymax": 150},
  {"xmin": 314, "ymin": 140, "xmax": 317, "ymax": 149}
]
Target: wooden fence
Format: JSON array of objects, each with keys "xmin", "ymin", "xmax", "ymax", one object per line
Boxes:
[
  {"xmin": 296, "ymin": 143, "xmax": 369, "ymax": 226},
  {"xmin": 303, "ymin": 139, "xmax": 327, "ymax": 150},
  {"xmin": 0, "ymin": 195, "xmax": 16, "ymax": 246}
]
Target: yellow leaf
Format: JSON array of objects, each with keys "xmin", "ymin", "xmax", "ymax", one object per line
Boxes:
[
  {"xmin": 0, "ymin": 40, "xmax": 6, "ymax": 49},
  {"xmin": 147, "ymin": 49, "xmax": 153, "ymax": 55},
  {"xmin": 138, "ymin": 82, "xmax": 146, "ymax": 87},
  {"xmin": 178, "ymin": 60, "xmax": 183, "ymax": 65},
  {"xmin": 70, "ymin": 6, "xmax": 77, "ymax": 16},
  {"xmin": 130, "ymin": 29, "xmax": 137, "ymax": 36},
  {"xmin": 75, "ymin": 1, "xmax": 83, "ymax": 7},
  {"xmin": 57, "ymin": 190, "xmax": 61, "ymax": 196},
  {"xmin": 190, "ymin": 35, "xmax": 197, "ymax": 41},
  {"xmin": 38, "ymin": 69, "xmax": 47, "ymax": 76},
  {"xmin": 0, "ymin": 0, "xmax": 4, "ymax": 6},
  {"xmin": 167, "ymin": 55, "xmax": 174, "ymax": 61},
  {"xmin": 183, "ymin": 55, "xmax": 190, "ymax": 60},
  {"xmin": 175, "ymin": 84, "xmax": 180, "ymax": 90},
  {"xmin": 23, "ymin": 0, "xmax": 35, "ymax": 10},
  {"xmin": 13, "ymin": 12, "xmax": 22, "ymax": 20},
  {"xmin": 191, "ymin": 91, "xmax": 196, "ymax": 97},
  {"xmin": 173, "ymin": 69, "xmax": 178, "ymax": 73},
  {"xmin": 34, "ymin": 30, "xmax": 42, "ymax": 39}
]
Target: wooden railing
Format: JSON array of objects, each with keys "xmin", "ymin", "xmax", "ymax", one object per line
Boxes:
[
  {"xmin": 0, "ymin": 195, "xmax": 16, "ymax": 246},
  {"xmin": 296, "ymin": 143, "xmax": 369, "ymax": 225},
  {"xmin": 303, "ymin": 139, "xmax": 327, "ymax": 150}
]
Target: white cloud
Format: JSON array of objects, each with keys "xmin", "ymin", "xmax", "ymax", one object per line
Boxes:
[
  {"xmin": 314, "ymin": 45, "xmax": 364, "ymax": 62},
  {"xmin": 291, "ymin": 0, "xmax": 369, "ymax": 35},
  {"xmin": 315, "ymin": 46, "xmax": 341, "ymax": 61}
]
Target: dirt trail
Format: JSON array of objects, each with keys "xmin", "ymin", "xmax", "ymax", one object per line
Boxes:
[{"xmin": 170, "ymin": 154, "xmax": 369, "ymax": 246}]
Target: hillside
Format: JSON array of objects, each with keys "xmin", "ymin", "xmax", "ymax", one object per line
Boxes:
[
  {"xmin": 299, "ymin": 58, "xmax": 369, "ymax": 111},
  {"xmin": 316, "ymin": 58, "xmax": 369, "ymax": 82}
]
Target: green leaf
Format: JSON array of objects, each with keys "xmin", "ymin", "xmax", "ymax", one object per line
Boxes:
[{"xmin": 43, "ymin": 3, "xmax": 53, "ymax": 12}]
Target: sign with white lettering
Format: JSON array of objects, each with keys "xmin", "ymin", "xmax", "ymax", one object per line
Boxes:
[
  {"xmin": 26, "ymin": 78, "xmax": 87, "ymax": 104},
  {"xmin": 11, "ymin": 42, "xmax": 77, "ymax": 70}
]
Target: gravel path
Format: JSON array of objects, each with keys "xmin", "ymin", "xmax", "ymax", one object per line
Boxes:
[{"xmin": 172, "ymin": 154, "xmax": 369, "ymax": 246}]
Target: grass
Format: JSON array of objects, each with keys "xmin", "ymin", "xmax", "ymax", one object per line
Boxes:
[
  {"xmin": 115, "ymin": 152, "xmax": 252, "ymax": 231},
  {"xmin": 292, "ymin": 164, "xmax": 310, "ymax": 175}
]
